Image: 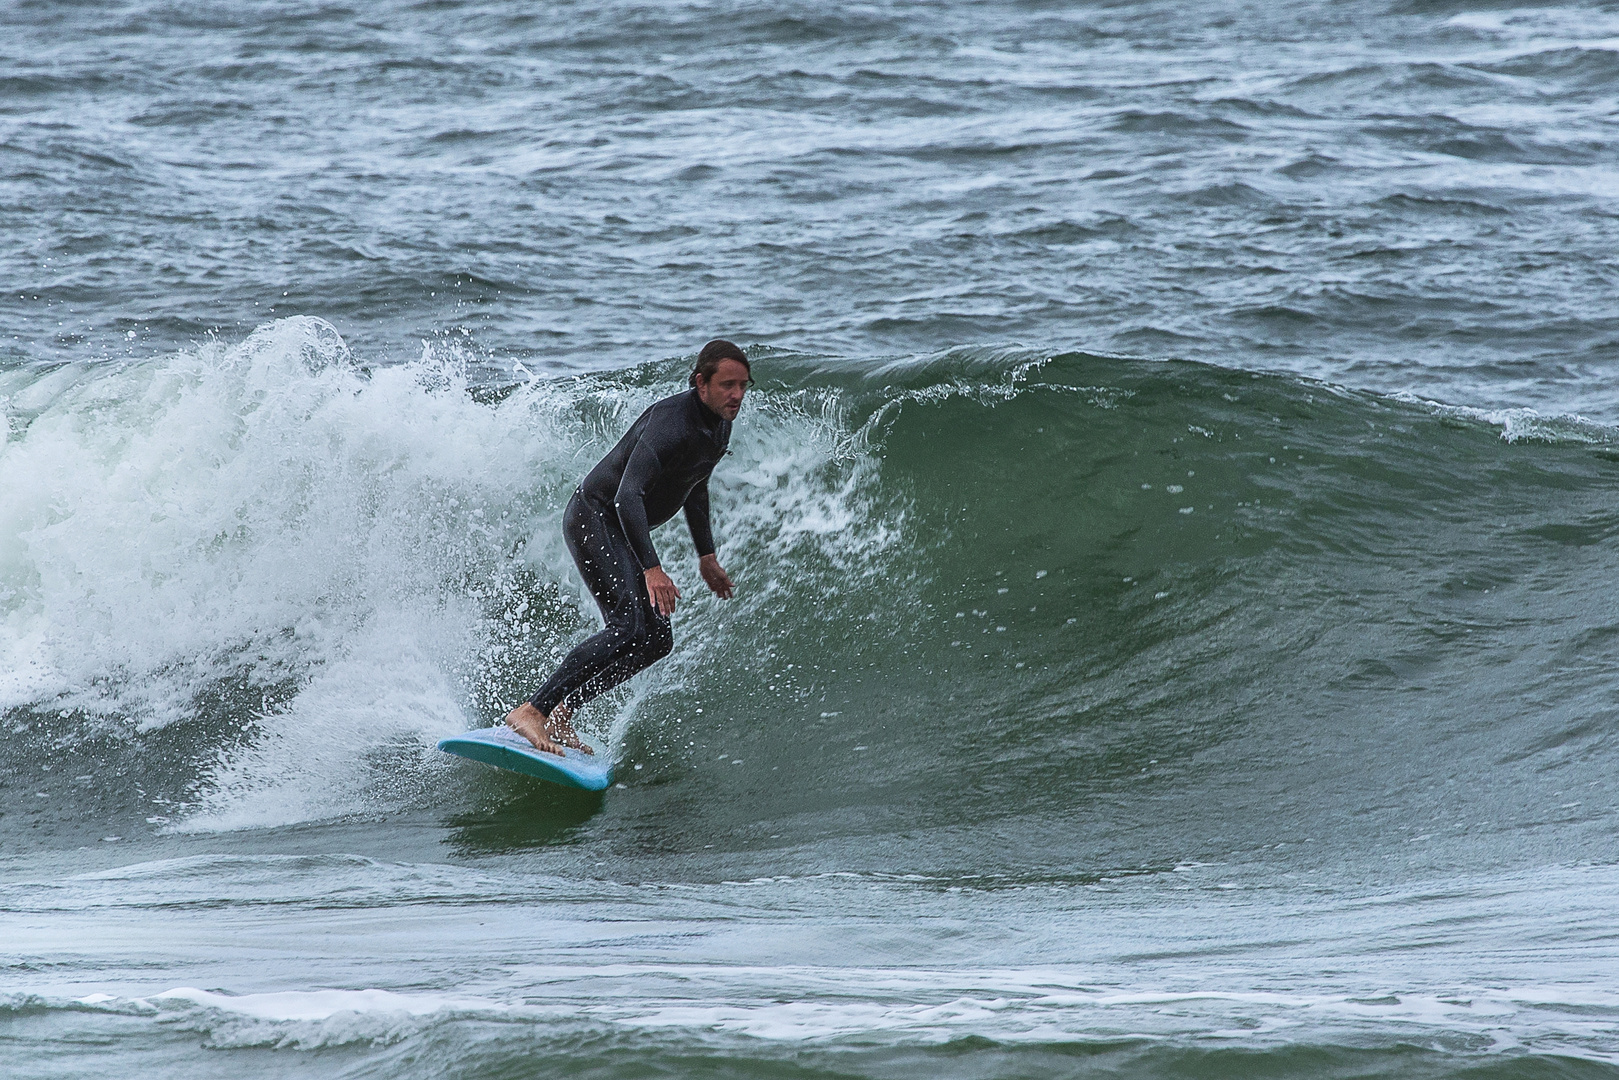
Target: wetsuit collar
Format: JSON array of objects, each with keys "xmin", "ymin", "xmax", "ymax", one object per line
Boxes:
[{"xmin": 689, "ymin": 386, "xmax": 725, "ymax": 429}]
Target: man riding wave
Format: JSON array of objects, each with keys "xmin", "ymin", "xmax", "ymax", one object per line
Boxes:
[{"xmin": 504, "ymin": 340, "xmax": 752, "ymax": 755}]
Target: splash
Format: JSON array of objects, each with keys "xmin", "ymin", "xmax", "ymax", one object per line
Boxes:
[{"xmin": 0, "ymin": 319, "xmax": 889, "ymax": 830}]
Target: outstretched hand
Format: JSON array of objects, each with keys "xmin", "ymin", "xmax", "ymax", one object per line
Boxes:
[
  {"xmin": 699, "ymin": 553, "xmax": 734, "ymax": 599},
  {"xmin": 645, "ymin": 565, "xmax": 681, "ymax": 616}
]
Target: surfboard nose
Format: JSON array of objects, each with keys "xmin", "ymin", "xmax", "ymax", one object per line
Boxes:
[{"xmin": 438, "ymin": 727, "xmax": 614, "ymax": 792}]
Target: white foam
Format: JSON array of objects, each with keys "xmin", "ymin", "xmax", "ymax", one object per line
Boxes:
[
  {"xmin": 29, "ymin": 970, "xmax": 1619, "ymax": 1061},
  {"xmin": 151, "ymin": 986, "xmax": 501, "ymax": 1022},
  {"xmin": 17, "ymin": 863, "xmax": 1619, "ymax": 1061},
  {"xmin": 121, "ymin": 986, "xmax": 513, "ymax": 1050},
  {"xmin": 1447, "ymin": 8, "xmax": 1619, "ymax": 50},
  {"xmin": 0, "ymin": 318, "xmax": 891, "ymax": 830},
  {"xmin": 611, "ymin": 978, "xmax": 1619, "ymax": 1054}
]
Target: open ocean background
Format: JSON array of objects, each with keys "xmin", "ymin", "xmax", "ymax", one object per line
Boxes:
[{"xmin": 5, "ymin": 2, "xmax": 1619, "ymax": 1077}]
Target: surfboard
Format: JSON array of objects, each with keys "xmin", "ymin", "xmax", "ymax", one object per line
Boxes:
[{"xmin": 437, "ymin": 725, "xmax": 614, "ymax": 791}]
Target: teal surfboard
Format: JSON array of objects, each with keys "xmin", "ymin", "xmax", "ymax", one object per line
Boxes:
[{"xmin": 437, "ymin": 725, "xmax": 614, "ymax": 791}]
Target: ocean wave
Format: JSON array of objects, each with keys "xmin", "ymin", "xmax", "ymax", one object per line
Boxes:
[
  {"xmin": 5, "ymin": 325, "xmax": 1619, "ymax": 866},
  {"xmin": 1474, "ymin": 46, "xmax": 1619, "ymax": 87}
]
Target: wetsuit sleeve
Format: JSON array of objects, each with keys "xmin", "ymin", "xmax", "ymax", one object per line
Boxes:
[
  {"xmin": 613, "ymin": 438, "xmax": 665, "ymax": 570},
  {"xmin": 683, "ymin": 479, "xmax": 716, "ymax": 558}
]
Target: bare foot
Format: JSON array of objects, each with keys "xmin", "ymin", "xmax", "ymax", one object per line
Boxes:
[
  {"xmin": 544, "ymin": 704, "xmax": 593, "ymax": 754},
  {"xmin": 503, "ymin": 701, "xmax": 593, "ymax": 756}
]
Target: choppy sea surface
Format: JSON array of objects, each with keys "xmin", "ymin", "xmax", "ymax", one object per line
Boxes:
[{"xmin": 5, "ymin": 2, "xmax": 1619, "ymax": 1078}]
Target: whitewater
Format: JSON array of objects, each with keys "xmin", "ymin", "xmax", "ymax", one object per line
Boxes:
[{"xmin": 5, "ymin": 2, "xmax": 1619, "ymax": 1078}]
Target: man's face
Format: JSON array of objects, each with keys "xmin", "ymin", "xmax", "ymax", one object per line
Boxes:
[{"xmin": 697, "ymin": 358, "xmax": 750, "ymax": 421}]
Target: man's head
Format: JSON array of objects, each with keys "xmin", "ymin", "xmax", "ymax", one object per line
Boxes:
[{"xmin": 691, "ymin": 339, "xmax": 751, "ymax": 421}]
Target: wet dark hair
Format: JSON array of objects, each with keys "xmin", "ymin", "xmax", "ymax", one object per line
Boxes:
[{"xmin": 690, "ymin": 339, "xmax": 751, "ymax": 388}]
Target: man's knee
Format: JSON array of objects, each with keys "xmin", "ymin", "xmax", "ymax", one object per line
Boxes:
[
  {"xmin": 610, "ymin": 606, "xmax": 670, "ymax": 664},
  {"xmin": 646, "ymin": 620, "xmax": 673, "ymax": 663},
  {"xmin": 634, "ymin": 611, "xmax": 673, "ymax": 666}
]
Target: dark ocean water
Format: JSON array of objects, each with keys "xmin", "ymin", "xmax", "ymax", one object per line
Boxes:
[{"xmin": 5, "ymin": 2, "xmax": 1619, "ymax": 1078}]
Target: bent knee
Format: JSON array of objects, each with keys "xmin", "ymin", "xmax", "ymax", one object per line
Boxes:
[{"xmin": 643, "ymin": 621, "xmax": 673, "ymax": 663}]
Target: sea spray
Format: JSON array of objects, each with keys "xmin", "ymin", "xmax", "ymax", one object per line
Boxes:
[{"xmin": 0, "ymin": 319, "xmax": 902, "ymax": 831}]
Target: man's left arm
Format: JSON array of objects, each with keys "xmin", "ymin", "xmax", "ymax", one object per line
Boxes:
[{"xmin": 684, "ymin": 481, "xmax": 734, "ymax": 599}]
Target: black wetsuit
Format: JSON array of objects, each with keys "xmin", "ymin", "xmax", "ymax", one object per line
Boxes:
[{"xmin": 528, "ymin": 388, "xmax": 731, "ymax": 716}]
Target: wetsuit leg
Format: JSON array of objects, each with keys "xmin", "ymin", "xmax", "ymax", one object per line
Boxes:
[
  {"xmin": 561, "ymin": 627, "xmax": 672, "ymax": 712},
  {"xmin": 528, "ymin": 493, "xmax": 673, "ymax": 716}
]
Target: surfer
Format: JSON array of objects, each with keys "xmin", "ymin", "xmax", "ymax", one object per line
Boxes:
[{"xmin": 504, "ymin": 340, "xmax": 751, "ymax": 756}]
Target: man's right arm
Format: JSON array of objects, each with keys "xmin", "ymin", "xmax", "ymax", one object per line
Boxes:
[
  {"xmin": 682, "ymin": 479, "xmax": 716, "ymax": 558},
  {"xmin": 684, "ymin": 481, "xmax": 732, "ymax": 598}
]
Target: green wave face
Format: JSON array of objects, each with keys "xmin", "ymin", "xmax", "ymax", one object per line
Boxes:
[{"xmin": 616, "ymin": 349, "xmax": 1619, "ymax": 880}]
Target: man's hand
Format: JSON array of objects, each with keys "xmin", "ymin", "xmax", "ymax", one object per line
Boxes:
[
  {"xmin": 645, "ymin": 565, "xmax": 681, "ymax": 616},
  {"xmin": 699, "ymin": 553, "xmax": 734, "ymax": 599}
]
